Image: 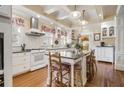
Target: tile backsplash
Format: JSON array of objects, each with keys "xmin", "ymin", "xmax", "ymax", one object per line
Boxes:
[{"xmin": 102, "ymin": 38, "xmax": 115, "ymax": 46}]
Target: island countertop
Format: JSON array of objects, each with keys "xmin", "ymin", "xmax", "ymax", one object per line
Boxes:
[
  {"xmin": 96, "ymin": 46, "xmax": 115, "ymax": 47},
  {"xmin": 45, "ymin": 51, "xmax": 90, "ymax": 60}
]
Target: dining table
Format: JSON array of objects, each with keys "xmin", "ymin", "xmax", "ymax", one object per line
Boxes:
[{"xmin": 45, "ymin": 50, "xmax": 90, "ymax": 87}]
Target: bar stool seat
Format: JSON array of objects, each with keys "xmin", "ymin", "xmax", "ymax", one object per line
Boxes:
[{"xmin": 52, "ymin": 64, "xmax": 70, "ymax": 71}]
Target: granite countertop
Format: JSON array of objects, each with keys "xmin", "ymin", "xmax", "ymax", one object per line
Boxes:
[
  {"xmin": 44, "ymin": 47, "xmax": 70, "ymax": 50},
  {"xmin": 96, "ymin": 46, "xmax": 115, "ymax": 47},
  {"xmin": 45, "ymin": 51, "xmax": 90, "ymax": 60},
  {"xmin": 13, "ymin": 47, "xmax": 71, "ymax": 53},
  {"xmin": 12, "ymin": 48, "xmax": 45, "ymax": 53},
  {"xmin": 12, "ymin": 49, "xmax": 31, "ymax": 53}
]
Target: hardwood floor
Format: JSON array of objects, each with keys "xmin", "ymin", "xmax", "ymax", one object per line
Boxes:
[
  {"xmin": 13, "ymin": 67, "xmax": 48, "ymax": 87},
  {"xmin": 13, "ymin": 62, "xmax": 124, "ymax": 87},
  {"xmin": 85, "ymin": 62, "xmax": 124, "ymax": 87}
]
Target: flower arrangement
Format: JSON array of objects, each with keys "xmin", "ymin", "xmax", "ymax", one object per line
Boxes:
[{"xmin": 74, "ymin": 43, "xmax": 83, "ymax": 50}]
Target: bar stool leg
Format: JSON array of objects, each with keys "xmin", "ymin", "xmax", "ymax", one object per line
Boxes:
[
  {"xmin": 68, "ymin": 69, "xmax": 71, "ymax": 87},
  {"xmin": 49, "ymin": 70, "xmax": 52, "ymax": 87}
]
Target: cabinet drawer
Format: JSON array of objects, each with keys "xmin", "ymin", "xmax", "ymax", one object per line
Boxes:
[
  {"xmin": 13, "ymin": 57, "xmax": 26, "ymax": 65},
  {"xmin": 13, "ymin": 55, "xmax": 30, "ymax": 65},
  {"xmin": 13, "ymin": 52, "xmax": 30, "ymax": 57},
  {"xmin": 13, "ymin": 63, "xmax": 30, "ymax": 75},
  {"xmin": 13, "ymin": 53, "xmax": 25, "ymax": 57}
]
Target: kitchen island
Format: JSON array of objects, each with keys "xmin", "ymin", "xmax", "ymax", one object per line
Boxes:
[{"xmin": 45, "ymin": 50, "xmax": 90, "ymax": 87}]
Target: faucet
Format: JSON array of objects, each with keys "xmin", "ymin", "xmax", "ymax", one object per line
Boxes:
[{"xmin": 21, "ymin": 43, "xmax": 26, "ymax": 51}]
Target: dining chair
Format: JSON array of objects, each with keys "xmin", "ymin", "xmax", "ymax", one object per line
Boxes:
[{"xmin": 48, "ymin": 52, "xmax": 71, "ymax": 87}]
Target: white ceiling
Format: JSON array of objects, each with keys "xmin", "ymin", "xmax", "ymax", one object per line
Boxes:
[
  {"xmin": 13, "ymin": 5, "xmax": 117, "ymax": 29},
  {"xmin": 40, "ymin": 5, "xmax": 117, "ymax": 26}
]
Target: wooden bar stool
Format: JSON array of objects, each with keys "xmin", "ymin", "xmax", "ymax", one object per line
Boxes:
[
  {"xmin": 48, "ymin": 52, "xmax": 71, "ymax": 87},
  {"xmin": 90, "ymin": 50, "xmax": 97, "ymax": 78},
  {"xmin": 74, "ymin": 60, "xmax": 83, "ymax": 87},
  {"xmin": 86, "ymin": 50, "xmax": 97, "ymax": 81}
]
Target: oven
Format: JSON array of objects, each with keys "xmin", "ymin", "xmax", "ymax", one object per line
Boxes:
[
  {"xmin": 30, "ymin": 50, "xmax": 46, "ymax": 71},
  {"xmin": 0, "ymin": 33, "xmax": 4, "ymax": 87}
]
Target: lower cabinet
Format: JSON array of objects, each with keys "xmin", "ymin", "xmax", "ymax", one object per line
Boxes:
[
  {"xmin": 12, "ymin": 52, "xmax": 30, "ymax": 76},
  {"xmin": 96, "ymin": 46, "xmax": 115, "ymax": 63}
]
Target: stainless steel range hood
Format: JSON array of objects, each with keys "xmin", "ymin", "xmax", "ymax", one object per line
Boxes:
[{"xmin": 26, "ymin": 17, "xmax": 45, "ymax": 36}]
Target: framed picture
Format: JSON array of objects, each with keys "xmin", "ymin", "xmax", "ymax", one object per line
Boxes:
[
  {"xmin": 94, "ymin": 33, "xmax": 101, "ymax": 41},
  {"xmin": 109, "ymin": 26, "xmax": 114, "ymax": 36}
]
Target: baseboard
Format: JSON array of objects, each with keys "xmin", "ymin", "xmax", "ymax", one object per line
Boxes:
[
  {"xmin": 115, "ymin": 64, "xmax": 124, "ymax": 71},
  {"xmin": 30, "ymin": 64, "xmax": 47, "ymax": 71}
]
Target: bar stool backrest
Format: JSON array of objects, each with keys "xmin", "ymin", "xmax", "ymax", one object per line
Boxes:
[{"xmin": 49, "ymin": 52, "xmax": 63, "ymax": 83}]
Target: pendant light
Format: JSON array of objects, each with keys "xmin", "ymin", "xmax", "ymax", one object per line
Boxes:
[
  {"xmin": 71, "ymin": 5, "xmax": 81, "ymax": 19},
  {"xmin": 82, "ymin": 10, "xmax": 88, "ymax": 25}
]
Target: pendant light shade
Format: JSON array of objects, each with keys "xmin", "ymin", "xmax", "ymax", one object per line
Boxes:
[
  {"xmin": 81, "ymin": 10, "xmax": 88, "ymax": 25},
  {"xmin": 71, "ymin": 5, "xmax": 81, "ymax": 19},
  {"xmin": 82, "ymin": 20, "xmax": 88, "ymax": 25}
]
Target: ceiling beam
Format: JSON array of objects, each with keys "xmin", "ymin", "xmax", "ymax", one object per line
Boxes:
[
  {"xmin": 94, "ymin": 5, "xmax": 103, "ymax": 22},
  {"xmin": 43, "ymin": 5, "xmax": 59, "ymax": 14},
  {"xmin": 56, "ymin": 6, "xmax": 71, "ymax": 20},
  {"xmin": 15, "ymin": 5, "xmax": 71, "ymax": 29},
  {"xmin": 57, "ymin": 5, "xmax": 81, "ymax": 26},
  {"xmin": 57, "ymin": 10, "xmax": 69, "ymax": 20}
]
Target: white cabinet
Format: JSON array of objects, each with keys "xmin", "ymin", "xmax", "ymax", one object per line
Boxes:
[
  {"xmin": 101, "ymin": 20, "xmax": 116, "ymax": 38},
  {"xmin": 0, "ymin": 5, "xmax": 11, "ymax": 18},
  {"xmin": 96, "ymin": 47, "xmax": 114, "ymax": 63},
  {"xmin": 12, "ymin": 52, "xmax": 30, "ymax": 76}
]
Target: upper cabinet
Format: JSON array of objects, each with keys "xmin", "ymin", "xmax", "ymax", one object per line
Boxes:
[
  {"xmin": 0, "ymin": 5, "xmax": 11, "ymax": 18},
  {"xmin": 101, "ymin": 20, "xmax": 116, "ymax": 39}
]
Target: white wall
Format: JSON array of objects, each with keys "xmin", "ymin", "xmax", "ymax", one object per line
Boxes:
[
  {"xmin": 0, "ymin": 6, "xmax": 12, "ymax": 87},
  {"xmin": 24, "ymin": 34, "xmax": 43, "ymax": 49},
  {"xmin": 12, "ymin": 14, "xmax": 43, "ymax": 50}
]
